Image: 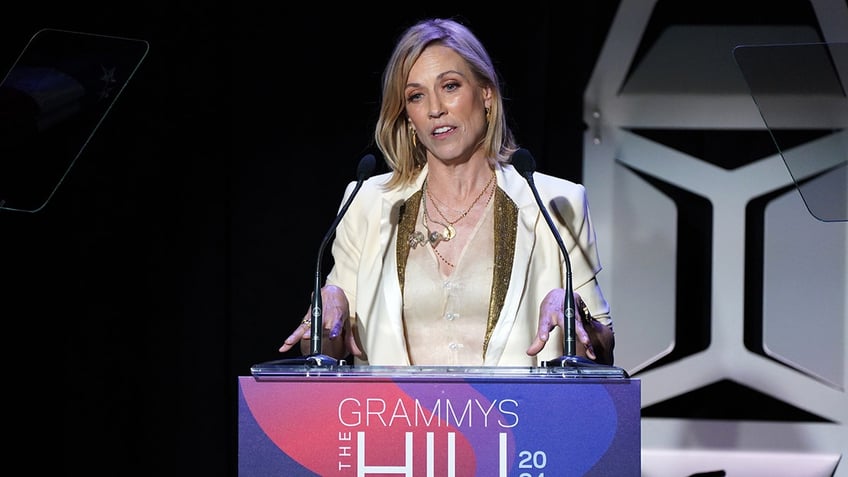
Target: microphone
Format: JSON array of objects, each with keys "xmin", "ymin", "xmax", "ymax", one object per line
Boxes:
[
  {"xmin": 308, "ymin": 153, "xmax": 377, "ymax": 361},
  {"xmin": 512, "ymin": 148, "xmax": 625, "ymax": 375},
  {"xmin": 281, "ymin": 153, "xmax": 377, "ymax": 368}
]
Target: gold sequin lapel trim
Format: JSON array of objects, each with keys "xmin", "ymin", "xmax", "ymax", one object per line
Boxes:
[
  {"xmin": 483, "ymin": 187, "xmax": 517, "ymax": 359},
  {"xmin": 396, "ymin": 189, "xmax": 422, "ymax": 294}
]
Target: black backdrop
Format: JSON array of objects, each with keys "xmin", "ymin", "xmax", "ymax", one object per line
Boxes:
[{"xmin": 1, "ymin": 2, "xmax": 620, "ymax": 474}]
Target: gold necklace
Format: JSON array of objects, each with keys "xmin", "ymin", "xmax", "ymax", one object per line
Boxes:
[
  {"xmin": 409, "ymin": 182, "xmax": 452, "ymax": 247},
  {"xmin": 407, "ymin": 194, "xmax": 455, "ymax": 267},
  {"xmin": 407, "ymin": 171, "xmax": 497, "ymax": 269},
  {"xmin": 426, "ymin": 170, "xmax": 496, "ymax": 240},
  {"xmin": 422, "ymin": 205, "xmax": 455, "ymax": 268}
]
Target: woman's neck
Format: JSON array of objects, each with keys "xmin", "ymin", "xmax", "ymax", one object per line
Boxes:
[{"xmin": 425, "ymin": 160, "xmax": 494, "ymax": 204}]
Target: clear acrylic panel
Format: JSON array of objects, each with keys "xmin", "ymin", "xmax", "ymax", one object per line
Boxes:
[
  {"xmin": 733, "ymin": 41, "xmax": 847, "ymax": 222},
  {"xmin": 0, "ymin": 28, "xmax": 148, "ymax": 213}
]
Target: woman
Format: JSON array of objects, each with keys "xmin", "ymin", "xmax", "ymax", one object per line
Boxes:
[{"xmin": 280, "ymin": 17, "xmax": 614, "ymax": 366}]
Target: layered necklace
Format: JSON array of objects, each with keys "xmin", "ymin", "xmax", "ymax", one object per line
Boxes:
[{"xmin": 409, "ymin": 170, "xmax": 497, "ymax": 267}]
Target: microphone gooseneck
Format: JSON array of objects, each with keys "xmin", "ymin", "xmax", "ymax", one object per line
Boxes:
[
  {"xmin": 514, "ymin": 148, "xmax": 627, "ymax": 376},
  {"xmin": 307, "ymin": 153, "xmax": 377, "ymax": 365},
  {"xmin": 512, "ymin": 149, "xmax": 578, "ymax": 359}
]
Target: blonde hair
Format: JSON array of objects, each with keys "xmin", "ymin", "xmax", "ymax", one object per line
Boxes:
[{"xmin": 375, "ymin": 18, "xmax": 518, "ymax": 189}]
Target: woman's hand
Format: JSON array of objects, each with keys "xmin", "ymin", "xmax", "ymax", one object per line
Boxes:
[
  {"xmin": 526, "ymin": 288, "xmax": 614, "ymax": 365},
  {"xmin": 278, "ymin": 285, "xmax": 362, "ymax": 360}
]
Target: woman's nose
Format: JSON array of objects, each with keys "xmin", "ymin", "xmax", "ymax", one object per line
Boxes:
[{"xmin": 427, "ymin": 97, "xmax": 445, "ymax": 118}]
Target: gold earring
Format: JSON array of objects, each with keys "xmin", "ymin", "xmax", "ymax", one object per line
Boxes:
[
  {"xmin": 485, "ymin": 107, "xmax": 491, "ymax": 123},
  {"xmin": 410, "ymin": 125, "xmax": 418, "ymax": 148}
]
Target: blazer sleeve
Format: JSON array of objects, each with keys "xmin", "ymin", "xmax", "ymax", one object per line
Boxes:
[{"xmin": 538, "ymin": 174, "xmax": 612, "ymax": 327}]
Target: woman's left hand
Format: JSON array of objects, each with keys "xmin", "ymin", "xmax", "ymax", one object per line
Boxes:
[{"xmin": 526, "ymin": 288, "xmax": 614, "ymax": 365}]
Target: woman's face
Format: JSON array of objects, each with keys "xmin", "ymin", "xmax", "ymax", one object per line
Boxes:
[{"xmin": 405, "ymin": 44, "xmax": 492, "ymax": 164}]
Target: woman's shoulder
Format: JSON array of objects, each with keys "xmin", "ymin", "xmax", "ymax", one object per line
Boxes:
[
  {"xmin": 503, "ymin": 164, "xmax": 585, "ymax": 199},
  {"xmin": 345, "ymin": 171, "xmax": 418, "ymax": 206},
  {"xmin": 532, "ymin": 170, "xmax": 582, "ymax": 189},
  {"xmin": 347, "ymin": 171, "xmax": 393, "ymax": 195}
]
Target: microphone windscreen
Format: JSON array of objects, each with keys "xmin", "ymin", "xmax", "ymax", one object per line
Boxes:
[
  {"xmin": 511, "ymin": 148, "xmax": 536, "ymax": 177},
  {"xmin": 357, "ymin": 153, "xmax": 377, "ymax": 181}
]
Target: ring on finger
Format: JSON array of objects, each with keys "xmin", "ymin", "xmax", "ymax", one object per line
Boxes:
[{"xmin": 301, "ymin": 317, "xmax": 311, "ymax": 326}]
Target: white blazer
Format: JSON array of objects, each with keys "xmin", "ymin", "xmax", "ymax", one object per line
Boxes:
[{"xmin": 325, "ymin": 162, "xmax": 609, "ymax": 366}]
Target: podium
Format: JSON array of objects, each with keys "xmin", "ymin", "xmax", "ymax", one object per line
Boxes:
[{"xmin": 239, "ymin": 364, "xmax": 640, "ymax": 476}]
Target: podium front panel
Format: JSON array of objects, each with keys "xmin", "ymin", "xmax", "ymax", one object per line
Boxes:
[{"xmin": 238, "ymin": 366, "xmax": 639, "ymax": 476}]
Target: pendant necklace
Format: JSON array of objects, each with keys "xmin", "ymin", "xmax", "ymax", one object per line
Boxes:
[
  {"xmin": 427, "ymin": 170, "xmax": 496, "ymax": 237},
  {"xmin": 408, "ymin": 171, "xmax": 497, "ymax": 254},
  {"xmin": 408, "ymin": 179, "xmax": 452, "ymax": 250}
]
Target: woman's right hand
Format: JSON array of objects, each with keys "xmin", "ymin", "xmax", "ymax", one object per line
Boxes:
[{"xmin": 278, "ymin": 285, "xmax": 361, "ymax": 360}]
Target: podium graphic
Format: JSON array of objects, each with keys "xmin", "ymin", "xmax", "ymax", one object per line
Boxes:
[{"xmin": 239, "ymin": 364, "xmax": 640, "ymax": 477}]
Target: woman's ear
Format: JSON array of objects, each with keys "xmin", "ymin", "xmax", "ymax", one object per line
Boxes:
[{"xmin": 483, "ymin": 86, "xmax": 493, "ymax": 109}]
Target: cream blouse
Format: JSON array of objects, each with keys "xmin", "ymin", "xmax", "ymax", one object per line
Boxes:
[{"xmin": 402, "ymin": 192, "xmax": 495, "ymax": 365}]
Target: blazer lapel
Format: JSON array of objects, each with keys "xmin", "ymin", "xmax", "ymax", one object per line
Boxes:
[
  {"xmin": 484, "ymin": 165, "xmax": 540, "ymax": 363},
  {"xmin": 367, "ymin": 173, "xmax": 425, "ymax": 365}
]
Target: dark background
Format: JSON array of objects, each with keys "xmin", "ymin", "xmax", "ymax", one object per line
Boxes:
[{"xmin": 1, "ymin": 2, "xmax": 622, "ymax": 474}]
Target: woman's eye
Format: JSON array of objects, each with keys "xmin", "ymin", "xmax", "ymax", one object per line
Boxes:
[{"xmin": 407, "ymin": 92, "xmax": 422, "ymax": 102}]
